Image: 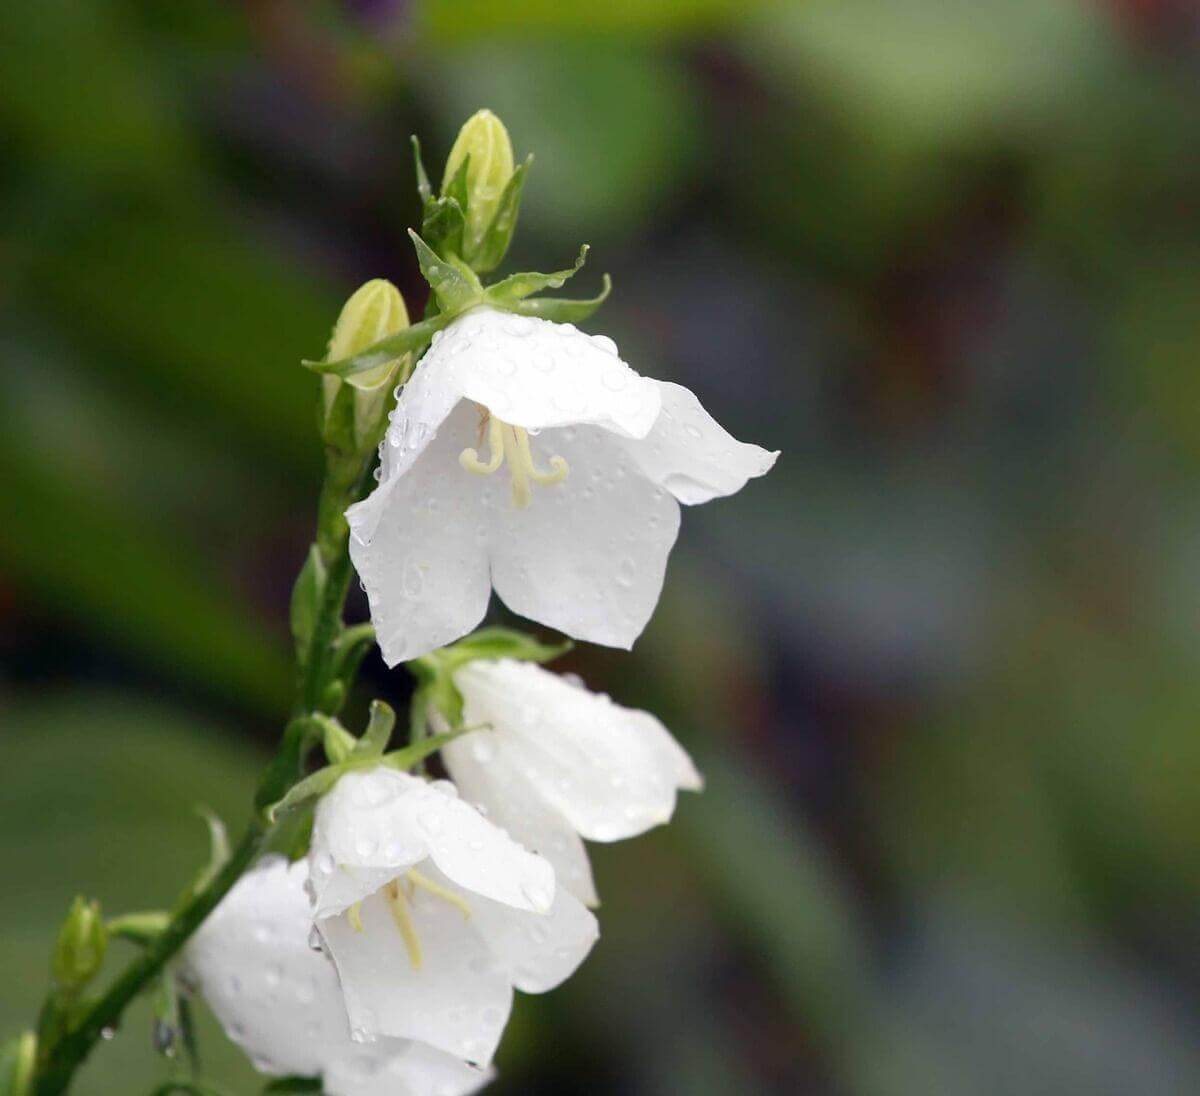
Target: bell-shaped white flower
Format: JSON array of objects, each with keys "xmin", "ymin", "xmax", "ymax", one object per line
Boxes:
[
  {"xmin": 308, "ymin": 768, "xmax": 598, "ymax": 1066},
  {"xmin": 182, "ymin": 856, "xmax": 491, "ymax": 1096},
  {"xmin": 440, "ymin": 659, "xmax": 702, "ymax": 906},
  {"xmin": 346, "ymin": 306, "xmax": 777, "ymax": 664}
]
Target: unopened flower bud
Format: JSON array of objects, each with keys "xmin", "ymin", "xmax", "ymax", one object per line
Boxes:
[
  {"xmin": 322, "ymin": 279, "xmax": 410, "ymax": 453},
  {"xmin": 52, "ymin": 897, "xmax": 107, "ymax": 990},
  {"xmin": 442, "ymin": 109, "xmax": 515, "ymax": 256},
  {"xmin": 0, "ymin": 1031, "xmax": 36, "ymax": 1096}
]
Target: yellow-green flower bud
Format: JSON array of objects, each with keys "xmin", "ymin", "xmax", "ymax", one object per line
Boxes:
[
  {"xmin": 52, "ymin": 897, "xmax": 106, "ymax": 990},
  {"xmin": 1, "ymin": 1031, "xmax": 36, "ymax": 1096},
  {"xmin": 442, "ymin": 109, "xmax": 515, "ymax": 256},
  {"xmin": 321, "ymin": 279, "xmax": 411, "ymax": 453}
]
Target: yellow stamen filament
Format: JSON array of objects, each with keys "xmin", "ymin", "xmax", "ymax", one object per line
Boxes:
[
  {"xmin": 347, "ymin": 902, "xmax": 364, "ymax": 933},
  {"xmin": 407, "ymin": 869, "xmax": 472, "ymax": 920},
  {"xmin": 385, "ymin": 880, "xmax": 423, "ymax": 970},
  {"xmin": 459, "ymin": 414, "xmax": 569, "ymax": 508}
]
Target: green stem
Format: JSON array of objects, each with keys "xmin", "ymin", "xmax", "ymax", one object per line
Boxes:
[
  {"xmin": 33, "ymin": 825, "xmax": 263, "ymax": 1096},
  {"xmin": 33, "ymin": 452, "xmax": 380, "ymax": 1094}
]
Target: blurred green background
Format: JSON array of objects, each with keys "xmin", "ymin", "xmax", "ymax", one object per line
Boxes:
[{"xmin": 3, "ymin": 1, "xmax": 1200, "ymax": 1093}]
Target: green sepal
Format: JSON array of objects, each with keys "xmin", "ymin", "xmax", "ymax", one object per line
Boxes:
[
  {"xmin": 106, "ymin": 911, "xmax": 170, "ymax": 946},
  {"xmin": 440, "ymin": 626, "xmax": 572, "ymax": 670},
  {"xmin": 151, "ymin": 970, "xmax": 181, "ymax": 1060},
  {"xmin": 509, "ymin": 274, "xmax": 612, "ymax": 324},
  {"xmin": 320, "ymin": 716, "xmax": 355, "ymax": 766},
  {"xmin": 0, "ymin": 1032, "xmax": 36, "ymax": 1096},
  {"xmin": 410, "ymin": 135, "xmax": 432, "ymax": 205},
  {"xmin": 407, "ymin": 230, "xmax": 481, "ymax": 314},
  {"xmin": 329, "ymin": 623, "xmax": 376, "ymax": 698},
  {"xmin": 266, "ymin": 766, "xmax": 344, "ymax": 822},
  {"xmin": 471, "ymin": 155, "xmax": 531, "ymax": 274},
  {"xmin": 420, "ymin": 196, "xmax": 465, "ymax": 260},
  {"xmin": 289, "ymin": 546, "xmax": 326, "ymax": 665},
  {"xmin": 255, "ymin": 716, "xmax": 321, "ymax": 813},
  {"xmin": 443, "ymin": 153, "xmax": 471, "ymax": 215},
  {"xmin": 485, "ymin": 246, "xmax": 589, "ymax": 306},
  {"xmin": 379, "ymin": 728, "xmax": 467, "ymax": 772},
  {"xmin": 407, "ymin": 652, "xmax": 464, "ymax": 728},
  {"xmin": 302, "ymin": 315, "xmax": 449, "ymax": 381},
  {"xmin": 268, "ymin": 726, "xmax": 462, "ymax": 821},
  {"xmin": 181, "ymin": 808, "xmax": 230, "ymax": 904},
  {"xmin": 408, "ymin": 628, "xmax": 570, "ymax": 730},
  {"xmin": 351, "ymin": 700, "xmax": 395, "ymax": 759}
]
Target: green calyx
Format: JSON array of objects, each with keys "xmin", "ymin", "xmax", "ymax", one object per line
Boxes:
[
  {"xmin": 263, "ymin": 701, "xmax": 464, "ymax": 821},
  {"xmin": 307, "ymin": 233, "xmax": 611, "ymax": 385},
  {"xmin": 51, "ymin": 898, "xmax": 107, "ymax": 991},
  {"xmin": 408, "ymin": 627, "xmax": 571, "ymax": 732}
]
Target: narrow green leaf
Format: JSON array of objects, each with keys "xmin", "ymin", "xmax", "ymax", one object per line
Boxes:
[
  {"xmin": 289, "ymin": 545, "xmax": 326, "ymax": 664},
  {"xmin": 485, "ymin": 245, "xmax": 590, "ymax": 305},
  {"xmin": 352, "ymin": 700, "xmax": 396, "ymax": 759},
  {"xmin": 471, "ymin": 155, "xmax": 531, "ymax": 273},
  {"xmin": 380, "ymin": 728, "xmax": 468, "ymax": 772},
  {"xmin": 410, "ymin": 135, "xmax": 432, "ymax": 204},
  {"xmin": 509, "ymin": 274, "xmax": 612, "ymax": 323},
  {"xmin": 302, "ymin": 315, "xmax": 449, "ymax": 381},
  {"xmin": 408, "ymin": 230, "xmax": 480, "ymax": 313}
]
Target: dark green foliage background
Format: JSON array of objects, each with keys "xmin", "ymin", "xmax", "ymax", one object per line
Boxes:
[{"xmin": 3, "ymin": 1, "xmax": 1200, "ymax": 1092}]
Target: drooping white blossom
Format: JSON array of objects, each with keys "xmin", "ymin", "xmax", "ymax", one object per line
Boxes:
[
  {"xmin": 308, "ymin": 768, "xmax": 598, "ymax": 1066},
  {"xmin": 182, "ymin": 856, "xmax": 491, "ymax": 1096},
  {"xmin": 441, "ymin": 658, "xmax": 703, "ymax": 906},
  {"xmin": 346, "ymin": 306, "xmax": 777, "ymax": 664}
]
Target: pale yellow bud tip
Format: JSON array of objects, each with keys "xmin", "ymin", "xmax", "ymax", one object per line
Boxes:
[
  {"xmin": 328, "ymin": 279, "xmax": 410, "ymax": 365},
  {"xmin": 443, "ymin": 109, "xmax": 515, "ymax": 249}
]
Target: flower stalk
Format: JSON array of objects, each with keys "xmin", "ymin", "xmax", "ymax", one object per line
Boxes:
[{"xmin": 29, "ymin": 447, "xmax": 381, "ymax": 1095}]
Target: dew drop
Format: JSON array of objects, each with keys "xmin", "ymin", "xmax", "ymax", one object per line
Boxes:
[
  {"xmin": 100, "ymin": 1026, "xmax": 116, "ymax": 1042},
  {"xmin": 616, "ymin": 557, "xmax": 637, "ymax": 588},
  {"xmin": 521, "ymin": 882, "xmax": 552, "ymax": 911}
]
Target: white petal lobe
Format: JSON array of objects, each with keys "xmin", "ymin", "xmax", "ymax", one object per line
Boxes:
[
  {"xmin": 348, "ymin": 401, "xmax": 492, "ymax": 666},
  {"xmin": 626, "ymin": 380, "xmax": 778, "ymax": 504},
  {"xmin": 489, "ymin": 425, "xmax": 680, "ymax": 650}
]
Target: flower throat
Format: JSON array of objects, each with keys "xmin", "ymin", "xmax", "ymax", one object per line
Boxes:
[{"xmin": 459, "ymin": 411, "xmax": 569, "ymax": 508}]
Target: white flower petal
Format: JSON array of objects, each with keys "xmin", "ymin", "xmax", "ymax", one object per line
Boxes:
[
  {"xmin": 489, "ymin": 425, "xmax": 680, "ymax": 649},
  {"xmin": 348, "ymin": 401, "xmax": 492, "ymax": 666},
  {"xmin": 318, "ymin": 888, "xmax": 513, "ymax": 1065},
  {"xmin": 310, "ymin": 769, "xmax": 555, "ymax": 917},
  {"xmin": 185, "ymin": 858, "xmax": 486, "ymax": 1096},
  {"xmin": 464, "ymin": 874, "xmax": 599, "ymax": 995},
  {"xmin": 454, "ymin": 660, "xmax": 702, "ymax": 842},
  {"xmin": 625, "ymin": 380, "xmax": 778, "ymax": 505},
  {"xmin": 325, "ymin": 1041, "xmax": 494, "ymax": 1096},
  {"xmin": 443, "ymin": 733, "xmax": 599, "ymax": 907},
  {"xmin": 419, "ymin": 307, "xmax": 661, "ymax": 439}
]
